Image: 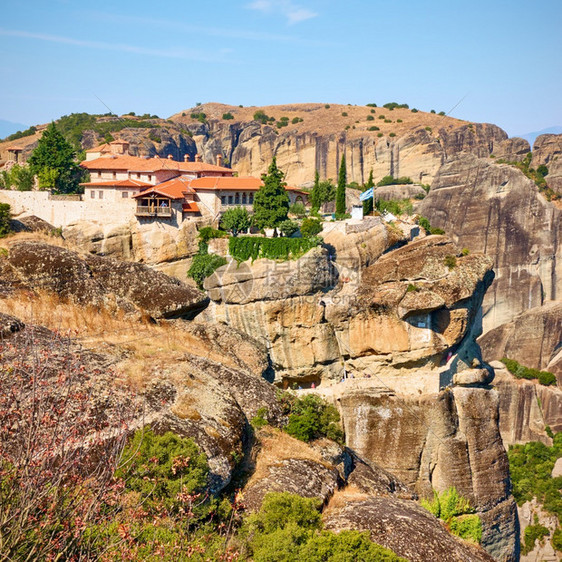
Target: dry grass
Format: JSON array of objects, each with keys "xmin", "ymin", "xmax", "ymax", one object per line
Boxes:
[
  {"xmin": 245, "ymin": 428, "xmax": 330, "ymax": 488},
  {"xmin": 323, "ymin": 485, "xmax": 370, "ymax": 516}
]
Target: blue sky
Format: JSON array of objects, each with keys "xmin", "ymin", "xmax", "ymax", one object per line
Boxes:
[{"xmin": 1, "ymin": 0, "xmax": 561, "ymax": 136}]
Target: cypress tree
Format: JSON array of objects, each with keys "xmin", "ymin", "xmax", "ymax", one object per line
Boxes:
[
  {"xmin": 311, "ymin": 169, "xmax": 321, "ymax": 212},
  {"xmin": 252, "ymin": 157, "xmax": 290, "ymax": 230},
  {"xmin": 363, "ymin": 169, "xmax": 374, "ymax": 215},
  {"xmin": 335, "ymin": 154, "xmax": 347, "ymax": 216},
  {"xmin": 27, "ymin": 122, "xmax": 83, "ymax": 194}
]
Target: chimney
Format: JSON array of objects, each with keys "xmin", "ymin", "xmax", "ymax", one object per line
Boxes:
[
  {"xmin": 195, "ymin": 153, "xmax": 202, "ymax": 162},
  {"xmin": 184, "ymin": 154, "xmax": 190, "ymax": 162},
  {"xmin": 168, "ymin": 154, "xmax": 173, "ymax": 160},
  {"xmin": 216, "ymin": 154, "xmax": 223, "ymax": 166}
]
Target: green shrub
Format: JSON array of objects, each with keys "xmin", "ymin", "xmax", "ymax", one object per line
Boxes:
[
  {"xmin": 502, "ymin": 358, "xmax": 557, "ymax": 386},
  {"xmin": 300, "ymin": 217, "xmax": 322, "ymax": 237},
  {"xmin": 285, "ymin": 395, "xmax": 343, "ymax": 444},
  {"xmin": 341, "ymin": 112, "xmax": 348, "ymax": 117},
  {"xmin": 439, "ymin": 111, "xmax": 446, "ymax": 116},
  {"xmin": 229, "ymin": 236, "xmax": 320, "ymax": 262},
  {"xmin": 279, "ymin": 219, "xmax": 299, "ymax": 237},
  {"xmin": 368, "ymin": 126, "xmax": 380, "ymax": 131},
  {"xmin": 397, "ymin": 119, "xmax": 402, "ymax": 123},
  {"xmin": 0, "ymin": 203, "xmax": 12, "ymax": 237},
  {"xmin": 251, "ymin": 407, "xmax": 269, "ymax": 429},
  {"xmin": 421, "ymin": 487, "xmax": 482, "ymax": 544},
  {"xmin": 389, "ymin": 132, "xmax": 396, "ymax": 137},
  {"xmin": 190, "ymin": 112, "xmax": 207, "ymax": 123},
  {"xmin": 221, "ymin": 206, "xmax": 250, "ymax": 235},
  {"xmin": 537, "ymin": 164, "xmax": 549, "ymax": 177},
  {"xmin": 116, "ymin": 427, "xmax": 209, "ymax": 514},
  {"xmin": 425, "ymin": 126, "xmax": 432, "ymax": 132},
  {"xmin": 377, "ymin": 132, "xmax": 384, "ymax": 137},
  {"xmin": 444, "ymin": 255, "xmax": 457, "ymax": 269},
  {"xmin": 254, "ymin": 110, "xmax": 275, "ymax": 124},
  {"xmin": 148, "ymin": 131, "xmax": 161, "ymax": 143},
  {"xmin": 366, "ymin": 115, "xmax": 374, "ymax": 121},
  {"xmin": 375, "ymin": 198, "xmax": 413, "ymax": 216},
  {"xmin": 418, "ymin": 216, "xmax": 431, "ymax": 232},
  {"xmin": 411, "ymin": 108, "xmax": 418, "ymax": 113},
  {"xmin": 366, "ymin": 103, "xmax": 377, "ymax": 107},
  {"xmin": 324, "ymin": 104, "xmax": 330, "ymax": 109},
  {"xmin": 430, "ymin": 227, "xmax": 445, "ymax": 235},
  {"xmin": 383, "ymin": 102, "xmax": 409, "ymax": 110},
  {"xmin": 289, "ymin": 202, "xmax": 307, "ymax": 217},
  {"xmin": 376, "ymin": 175, "xmax": 413, "ymax": 186},
  {"xmin": 384, "ymin": 119, "xmax": 392, "ymax": 123},
  {"xmin": 378, "ymin": 114, "xmax": 385, "ymax": 119},
  {"xmin": 198, "ymin": 226, "xmax": 228, "ymax": 244},
  {"xmin": 430, "ymin": 109, "xmax": 436, "ymax": 114},
  {"xmin": 222, "ymin": 112, "xmax": 234, "ymax": 120},
  {"xmin": 522, "ymin": 522, "xmax": 550, "ymax": 555},
  {"xmin": 407, "ymin": 283, "xmax": 420, "ymax": 292},
  {"xmin": 291, "ymin": 117, "xmax": 304, "ymax": 124},
  {"xmin": 187, "ymin": 253, "xmax": 227, "ymax": 288},
  {"xmin": 461, "ymin": 247, "xmax": 470, "ymax": 256}
]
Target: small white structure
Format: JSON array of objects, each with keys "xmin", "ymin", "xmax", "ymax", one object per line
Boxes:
[{"xmin": 351, "ymin": 205, "xmax": 364, "ymax": 220}]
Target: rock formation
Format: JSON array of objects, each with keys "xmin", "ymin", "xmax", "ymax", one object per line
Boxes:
[
  {"xmin": 0, "ymin": 241, "xmax": 208, "ymax": 319},
  {"xmin": 532, "ymin": 133, "xmax": 562, "ymax": 196},
  {"xmin": 478, "ymin": 302, "xmax": 562, "ymax": 380},
  {"xmin": 419, "ymin": 154, "xmax": 562, "ymax": 332}
]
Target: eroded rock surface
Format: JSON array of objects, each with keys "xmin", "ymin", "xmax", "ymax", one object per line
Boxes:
[
  {"xmin": 419, "ymin": 154, "xmax": 562, "ymax": 332},
  {"xmin": 1, "ymin": 241, "xmax": 208, "ymax": 319}
]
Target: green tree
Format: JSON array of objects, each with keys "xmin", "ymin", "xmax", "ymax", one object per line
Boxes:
[
  {"xmin": 220, "ymin": 206, "xmax": 250, "ymax": 235},
  {"xmin": 363, "ymin": 169, "xmax": 375, "ymax": 215},
  {"xmin": 252, "ymin": 157, "xmax": 290, "ymax": 230},
  {"xmin": 300, "ymin": 217, "xmax": 322, "ymax": 238},
  {"xmin": 9, "ymin": 165, "xmax": 34, "ymax": 191},
  {"xmin": 0, "ymin": 203, "xmax": 12, "ymax": 237},
  {"xmin": 278, "ymin": 219, "xmax": 299, "ymax": 237},
  {"xmin": 336, "ymin": 154, "xmax": 347, "ymax": 216},
  {"xmin": 27, "ymin": 122, "xmax": 83, "ymax": 194},
  {"xmin": 311, "ymin": 169, "xmax": 321, "ymax": 212},
  {"xmin": 37, "ymin": 168, "xmax": 59, "ymax": 191}
]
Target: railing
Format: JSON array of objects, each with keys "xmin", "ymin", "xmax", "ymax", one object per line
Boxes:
[{"xmin": 135, "ymin": 205, "xmax": 172, "ymax": 217}]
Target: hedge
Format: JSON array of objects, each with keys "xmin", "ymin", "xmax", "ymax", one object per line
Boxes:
[{"xmin": 229, "ymin": 236, "xmax": 320, "ymax": 262}]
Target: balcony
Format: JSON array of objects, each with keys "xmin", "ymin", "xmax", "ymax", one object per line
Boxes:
[{"xmin": 135, "ymin": 205, "xmax": 172, "ymax": 217}]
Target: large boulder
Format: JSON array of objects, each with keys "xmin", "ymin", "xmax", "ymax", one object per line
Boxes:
[{"xmin": 2, "ymin": 241, "xmax": 209, "ymax": 319}]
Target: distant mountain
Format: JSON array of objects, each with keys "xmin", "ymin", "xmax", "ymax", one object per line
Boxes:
[
  {"xmin": 0, "ymin": 119, "xmax": 29, "ymax": 140},
  {"xmin": 516, "ymin": 126, "xmax": 562, "ymax": 147}
]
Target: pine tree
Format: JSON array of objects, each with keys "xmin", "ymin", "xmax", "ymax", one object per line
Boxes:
[
  {"xmin": 252, "ymin": 157, "xmax": 290, "ymax": 230},
  {"xmin": 335, "ymin": 154, "xmax": 347, "ymax": 216},
  {"xmin": 311, "ymin": 169, "xmax": 321, "ymax": 212},
  {"xmin": 363, "ymin": 169, "xmax": 374, "ymax": 215},
  {"xmin": 27, "ymin": 122, "xmax": 83, "ymax": 194}
]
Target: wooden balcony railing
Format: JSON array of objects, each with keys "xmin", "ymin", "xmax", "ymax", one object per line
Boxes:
[{"xmin": 135, "ymin": 205, "xmax": 172, "ymax": 217}]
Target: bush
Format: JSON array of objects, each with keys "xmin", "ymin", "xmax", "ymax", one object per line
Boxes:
[
  {"xmin": 425, "ymin": 126, "xmax": 432, "ymax": 132},
  {"xmin": 190, "ymin": 111, "xmax": 207, "ymax": 123},
  {"xmin": 366, "ymin": 103, "xmax": 377, "ymax": 107},
  {"xmin": 418, "ymin": 216, "xmax": 431, "ymax": 232},
  {"xmin": 377, "ymin": 132, "xmax": 384, "ymax": 137},
  {"xmin": 251, "ymin": 407, "xmax": 269, "ymax": 430},
  {"xmin": 421, "ymin": 487, "xmax": 482, "ymax": 544},
  {"xmin": 187, "ymin": 253, "xmax": 227, "ymax": 288},
  {"xmin": 291, "ymin": 117, "xmax": 304, "ymax": 124},
  {"xmin": 383, "ymin": 102, "xmax": 409, "ymax": 110},
  {"xmin": 9, "ymin": 164, "xmax": 34, "ymax": 191},
  {"xmin": 229, "ymin": 236, "xmax": 320, "ymax": 262},
  {"xmin": 384, "ymin": 119, "xmax": 392, "ymax": 123},
  {"xmin": 368, "ymin": 126, "xmax": 380, "ymax": 131},
  {"xmin": 221, "ymin": 206, "xmax": 251, "ymax": 235},
  {"xmin": 461, "ymin": 247, "xmax": 470, "ymax": 256},
  {"xmin": 289, "ymin": 202, "xmax": 306, "ymax": 217},
  {"xmin": 148, "ymin": 131, "xmax": 161, "ymax": 143},
  {"xmin": 285, "ymin": 394, "xmax": 344, "ymax": 444},
  {"xmin": 376, "ymin": 175, "xmax": 413, "ymax": 187},
  {"xmin": 278, "ymin": 219, "xmax": 299, "ymax": 237},
  {"xmin": 522, "ymin": 522, "xmax": 550, "ymax": 555},
  {"xmin": 117, "ymin": 427, "xmax": 209, "ymax": 514},
  {"xmin": 254, "ymin": 110, "xmax": 275, "ymax": 124},
  {"xmin": 0, "ymin": 203, "xmax": 11, "ymax": 237},
  {"xmin": 411, "ymin": 108, "xmax": 418, "ymax": 113},
  {"xmin": 502, "ymin": 358, "xmax": 557, "ymax": 386},
  {"xmin": 389, "ymin": 132, "xmax": 396, "ymax": 137},
  {"xmin": 537, "ymin": 164, "xmax": 549, "ymax": 177},
  {"xmin": 366, "ymin": 115, "xmax": 374, "ymax": 121},
  {"xmin": 439, "ymin": 111, "xmax": 446, "ymax": 116},
  {"xmin": 198, "ymin": 226, "xmax": 227, "ymax": 244},
  {"xmin": 553, "ymin": 527, "xmax": 562, "ymax": 551},
  {"xmin": 375, "ymin": 198, "xmax": 413, "ymax": 216},
  {"xmin": 300, "ymin": 217, "xmax": 323, "ymax": 237},
  {"xmin": 430, "ymin": 227, "xmax": 445, "ymax": 235},
  {"xmin": 341, "ymin": 112, "xmax": 348, "ymax": 117},
  {"xmin": 222, "ymin": 112, "xmax": 234, "ymax": 120},
  {"xmin": 444, "ymin": 255, "xmax": 457, "ymax": 269}
]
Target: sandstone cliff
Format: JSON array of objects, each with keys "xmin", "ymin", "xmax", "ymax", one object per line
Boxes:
[
  {"xmin": 419, "ymin": 154, "xmax": 562, "ymax": 332},
  {"xmin": 532, "ymin": 133, "xmax": 562, "ymax": 196}
]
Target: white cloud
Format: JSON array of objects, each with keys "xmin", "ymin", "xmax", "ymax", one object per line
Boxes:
[
  {"xmin": 0, "ymin": 28, "xmax": 228, "ymax": 63},
  {"xmin": 247, "ymin": 0, "xmax": 317, "ymax": 24}
]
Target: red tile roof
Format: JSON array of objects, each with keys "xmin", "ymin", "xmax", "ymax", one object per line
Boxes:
[
  {"xmin": 132, "ymin": 176, "xmax": 194, "ymax": 200},
  {"xmin": 80, "ymin": 179, "xmax": 151, "ymax": 188},
  {"xmin": 85, "ymin": 140, "xmax": 130, "ymax": 154},
  {"xmin": 189, "ymin": 176, "xmax": 306, "ymax": 193},
  {"xmin": 182, "ymin": 201, "xmax": 200, "ymax": 213},
  {"xmin": 81, "ymin": 155, "xmax": 234, "ymax": 175}
]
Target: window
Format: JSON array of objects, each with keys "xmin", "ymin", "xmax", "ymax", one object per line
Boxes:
[
  {"xmin": 122, "ymin": 192, "xmax": 128, "ymax": 198},
  {"xmin": 221, "ymin": 196, "xmax": 226, "ymax": 205},
  {"xmin": 249, "ymin": 194, "xmax": 254, "ymax": 204},
  {"xmin": 228, "ymin": 195, "xmax": 233, "ymax": 205},
  {"xmin": 242, "ymin": 193, "xmax": 247, "ymax": 204},
  {"xmin": 112, "ymin": 172, "xmax": 116, "ymax": 179},
  {"xmin": 136, "ymin": 173, "xmax": 141, "ymax": 179},
  {"xmin": 235, "ymin": 193, "xmax": 240, "ymax": 204},
  {"xmin": 90, "ymin": 190, "xmax": 95, "ymax": 199},
  {"xmin": 99, "ymin": 191, "xmax": 103, "ymax": 199},
  {"xmin": 148, "ymin": 175, "xmax": 152, "ymax": 182},
  {"xmin": 97, "ymin": 172, "xmax": 101, "ymax": 178}
]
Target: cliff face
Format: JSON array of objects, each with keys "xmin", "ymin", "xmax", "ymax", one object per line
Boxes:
[
  {"xmin": 333, "ymin": 385, "xmax": 518, "ymax": 561},
  {"xmin": 419, "ymin": 155, "xmax": 562, "ymax": 332},
  {"xmin": 532, "ymin": 133, "xmax": 562, "ymax": 196}
]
